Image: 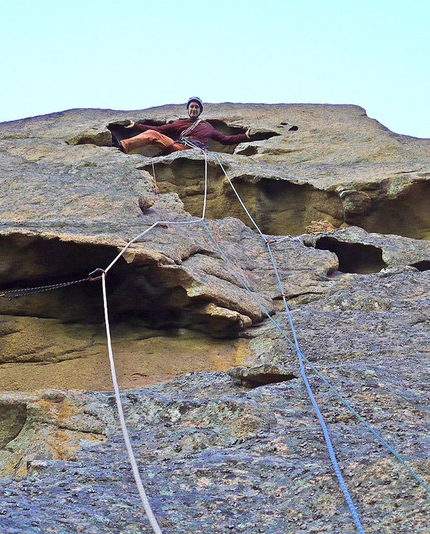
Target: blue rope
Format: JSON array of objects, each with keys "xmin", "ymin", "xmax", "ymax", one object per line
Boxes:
[
  {"xmin": 201, "ymin": 218, "xmax": 365, "ymax": 534},
  {"xmin": 144, "ymin": 148, "xmax": 428, "ymax": 532},
  {"xmin": 302, "ymin": 356, "xmax": 430, "ymax": 494},
  {"xmin": 210, "ymin": 152, "xmax": 430, "ymax": 494}
]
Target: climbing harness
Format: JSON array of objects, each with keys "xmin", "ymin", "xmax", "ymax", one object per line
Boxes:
[
  {"xmin": 175, "ymin": 119, "xmax": 210, "ymax": 151},
  {"xmin": 180, "ymin": 137, "xmax": 208, "ymax": 150},
  {"xmin": 179, "ymin": 118, "xmax": 202, "ymax": 140}
]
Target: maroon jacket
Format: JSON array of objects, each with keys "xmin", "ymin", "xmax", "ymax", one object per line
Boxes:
[{"xmin": 133, "ymin": 118, "xmax": 248, "ymax": 147}]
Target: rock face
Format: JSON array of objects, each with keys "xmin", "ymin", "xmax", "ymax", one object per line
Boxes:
[{"xmin": 0, "ymin": 103, "xmax": 429, "ymax": 532}]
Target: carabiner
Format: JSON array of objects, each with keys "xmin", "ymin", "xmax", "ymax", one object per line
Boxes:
[{"xmin": 88, "ymin": 268, "xmax": 106, "ymax": 282}]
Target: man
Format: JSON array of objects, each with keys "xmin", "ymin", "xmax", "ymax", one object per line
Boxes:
[{"xmin": 118, "ymin": 97, "xmax": 251, "ymax": 155}]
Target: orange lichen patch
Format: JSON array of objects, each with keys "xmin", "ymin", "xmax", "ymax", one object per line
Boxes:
[
  {"xmin": 2, "ymin": 393, "xmax": 109, "ymax": 478},
  {"xmin": 49, "ymin": 428, "xmax": 105, "ymax": 460},
  {"xmin": 36, "ymin": 397, "xmax": 78, "ymax": 422}
]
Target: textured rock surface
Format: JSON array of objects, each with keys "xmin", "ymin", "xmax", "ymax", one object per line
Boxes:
[{"xmin": 0, "ymin": 104, "xmax": 429, "ymax": 532}]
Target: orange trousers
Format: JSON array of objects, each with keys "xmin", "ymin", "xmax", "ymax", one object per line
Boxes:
[{"xmin": 121, "ymin": 130, "xmax": 188, "ymax": 154}]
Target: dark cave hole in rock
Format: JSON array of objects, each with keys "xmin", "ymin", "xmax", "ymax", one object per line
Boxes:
[
  {"xmin": 236, "ymin": 145, "xmax": 259, "ymax": 156},
  {"xmin": 0, "ymin": 236, "xmax": 125, "ymax": 324},
  {"xmin": 229, "ymin": 370, "xmax": 298, "ymax": 389},
  {"xmin": 108, "ymin": 119, "xmax": 165, "ymax": 140},
  {"xmin": 140, "ymin": 158, "xmax": 343, "ymax": 237},
  {"xmin": 280, "ymin": 122, "xmax": 299, "ymax": 131},
  {"xmin": 314, "ymin": 237, "xmax": 387, "ymax": 274},
  {"xmin": 0, "ymin": 236, "xmax": 253, "ymax": 390},
  {"xmin": 206, "ymin": 119, "xmax": 280, "ymax": 147},
  {"xmin": 411, "ymin": 260, "xmax": 430, "ymax": 272},
  {"xmin": 246, "ymin": 373, "xmax": 297, "ymax": 388},
  {"xmin": 348, "ymin": 181, "xmax": 430, "ymax": 240},
  {"xmin": 0, "ymin": 235, "xmax": 246, "ymax": 335},
  {"xmin": 0, "ymin": 235, "xmax": 178, "ymax": 326}
]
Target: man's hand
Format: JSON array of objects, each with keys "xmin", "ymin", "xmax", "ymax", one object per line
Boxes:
[
  {"xmin": 246, "ymin": 128, "xmax": 280, "ymax": 141},
  {"xmin": 124, "ymin": 120, "xmax": 135, "ymax": 129}
]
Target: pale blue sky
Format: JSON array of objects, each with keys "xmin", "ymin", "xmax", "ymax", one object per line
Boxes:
[{"xmin": 2, "ymin": 0, "xmax": 429, "ymax": 138}]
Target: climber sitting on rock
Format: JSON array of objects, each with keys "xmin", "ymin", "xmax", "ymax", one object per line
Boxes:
[{"xmin": 116, "ymin": 97, "xmax": 252, "ymax": 155}]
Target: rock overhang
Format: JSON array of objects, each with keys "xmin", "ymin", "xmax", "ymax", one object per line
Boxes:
[{"xmin": 0, "ymin": 102, "xmax": 429, "ymax": 386}]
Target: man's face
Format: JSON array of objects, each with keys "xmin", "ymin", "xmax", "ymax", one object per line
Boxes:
[{"xmin": 188, "ymin": 102, "xmax": 201, "ymax": 118}]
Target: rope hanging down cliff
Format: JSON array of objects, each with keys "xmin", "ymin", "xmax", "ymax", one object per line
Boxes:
[
  {"xmin": 3, "ymin": 148, "xmax": 429, "ymax": 533},
  {"xmin": 96, "ymin": 149, "xmax": 363, "ymax": 533},
  {"xmin": 140, "ymin": 146, "xmax": 430, "ymax": 529}
]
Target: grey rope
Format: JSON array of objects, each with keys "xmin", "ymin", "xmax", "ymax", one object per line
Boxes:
[
  {"xmin": 0, "ymin": 269, "xmax": 105, "ymax": 300},
  {"xmin": 0, "ymin": 277, "xmax": 90, "ymax": 300},
  {"xmin": 4, "ymin": 148, "xmax": 428, "ymax": 532}
]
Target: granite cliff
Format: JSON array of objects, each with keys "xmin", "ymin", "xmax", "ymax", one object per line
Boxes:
[{"xmin": 0, "ymin": 103, "xmax": 429, "ymax": 533}]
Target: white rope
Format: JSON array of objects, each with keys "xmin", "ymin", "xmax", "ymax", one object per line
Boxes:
[
  {"xmin": 96, "ymin": 149, "xmax": 428, "ymax": 532},
  {"xmin": 101, "ymin": 273, "xmax": 163, "ymax": 534},
  {"xmin": 209, "ymin": 153, "xmax": 365, "ymax": 532},
  {"xmin": 96, "ymin": 163, "xmax": 211, "ymax": 529},
  {"xmin": 104, "ymin": 219, "xmax": 204, "ymax": 275},
  {"xmin": 202, "ymin": 150, "xmax": 208, "ymax": 219}
]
